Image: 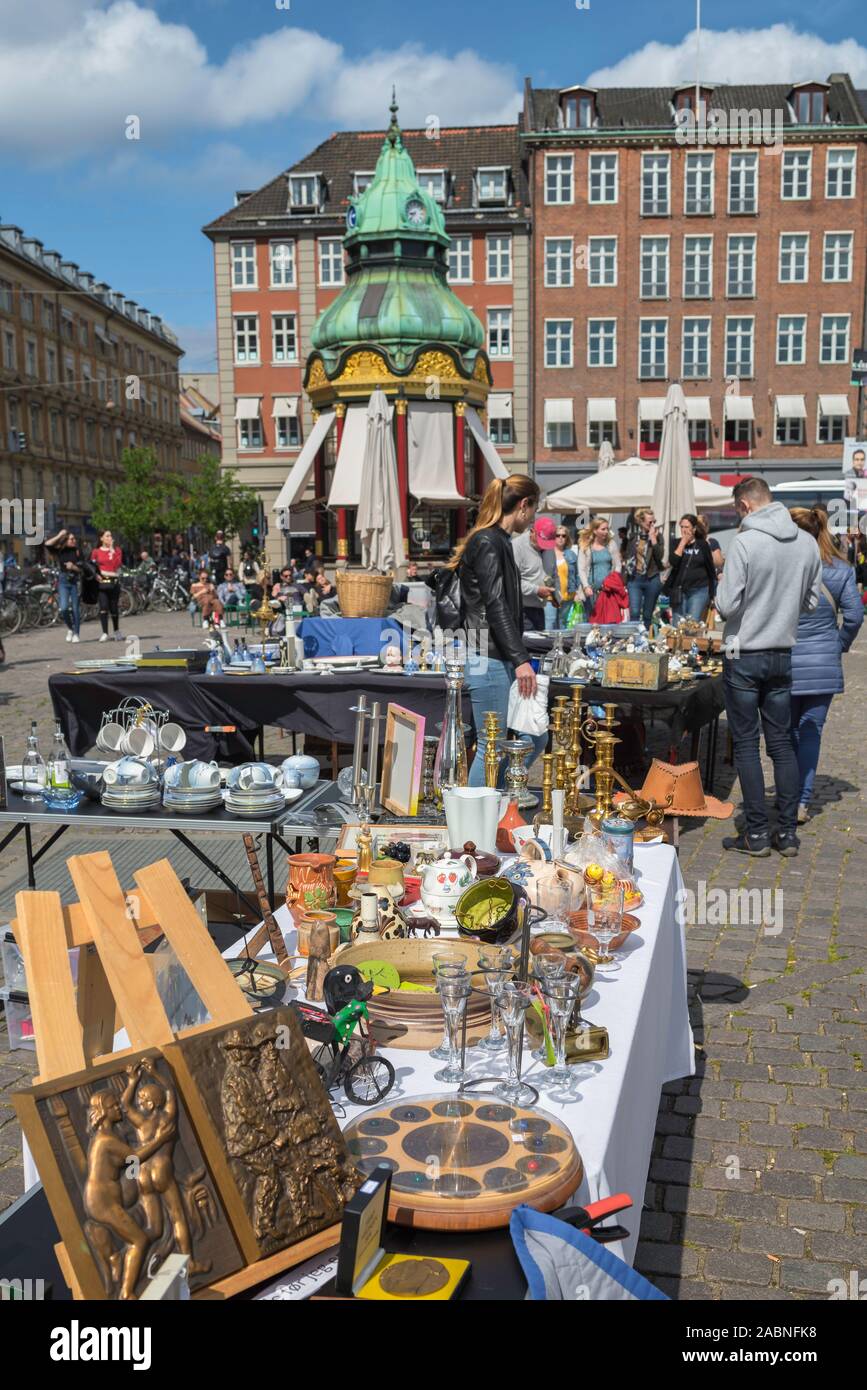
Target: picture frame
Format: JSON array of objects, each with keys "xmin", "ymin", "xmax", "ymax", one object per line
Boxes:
[
  {"xmin": 379, "ymin": 703, "xmax": 425, "ymax": 817},
  {"xmin": 334, "ymin": 822, "xmax": 451, "ymax": 867}
]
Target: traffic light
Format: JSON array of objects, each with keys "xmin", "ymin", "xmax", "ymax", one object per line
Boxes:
[{"xmin": 17, "ymin": 432, "xmax": 27, "ymax": 453}]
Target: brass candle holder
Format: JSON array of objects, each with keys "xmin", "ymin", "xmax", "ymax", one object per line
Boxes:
[
  {"xmin": 252, "ymin": 592, "xmax": 279, "ymax": 651},
  {"xmin": 580, "ymin": 703, "xmax": 639, "ymax": 826},
  {"xmin": 483, "ymin": 711, "xmax": 502, "ymax": 790}
]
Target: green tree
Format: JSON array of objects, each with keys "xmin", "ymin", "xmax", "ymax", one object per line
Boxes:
[
  {"xmin": 181, "ymin": 457, "xmax": 258, "ymax": 540},
  {"xmin": 91, "ymin": 447, "xmax": 184, "ymax": 551}
]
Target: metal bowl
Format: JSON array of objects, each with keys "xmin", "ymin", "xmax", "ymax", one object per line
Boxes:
[{"xmin": 454, "ymin": 877, "xmax": 544, "ymax": 945}]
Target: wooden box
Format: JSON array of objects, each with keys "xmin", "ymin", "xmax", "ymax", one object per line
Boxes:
[{"xmin": 601, "ymin": 651, "xmax": 670, "ymax": 690}]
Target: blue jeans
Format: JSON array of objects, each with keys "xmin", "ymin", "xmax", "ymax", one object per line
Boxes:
[
  {"xmin": 465, "ymin": 657, "xmax": 548, "ymax": 788},
  {"xmin": 790, "ymin": 693, "xmax": 833, "ymax": 807},
  {"xmin": 627, "ymin": 575, "xmax": 661, "ymax": 626},
  {"xmin": 723, "ymin": 650, "xmax": 799, "ymax": 837},
  {"xmin": 673, "ymin": 586, "xmax": 710, "ymax": 623},
  {"xmin": 57, "ymin": 573, "xmax": 80, "ymax": 634}
]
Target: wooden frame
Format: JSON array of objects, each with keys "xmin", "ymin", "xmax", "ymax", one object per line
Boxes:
[
  {"xmin": 334, "ymin": 822, "xmax": 451, "ymax": 865},
  {"xmin": 379, "ymin": 703, "xmax": 425, "ymax": 817}
]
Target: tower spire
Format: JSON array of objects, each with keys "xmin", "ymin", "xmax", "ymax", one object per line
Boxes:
[{"xmin": 387, "ymin": 88, "xmax": 402, "ymax": 147}]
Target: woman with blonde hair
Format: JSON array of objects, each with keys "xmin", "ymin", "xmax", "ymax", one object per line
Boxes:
[
  {"xmin": 789, "ymin": 506, "xmax": 862, "ymax": 823},
  {"xmin": 622, "ymin": 507, "xmax": 663, "ymax": 625},
  {"xmin": 576, "ymin": 516, "xmax": 621, "ymax": 610},
  {"xmin": 445, "ymin": 473, "xmax": 548, "ymax": 786}
]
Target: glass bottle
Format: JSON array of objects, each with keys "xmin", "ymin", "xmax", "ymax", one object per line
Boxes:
[
  {"xmin": 230, "ymin": 638, "xmax": 242, "ymax": 667},
  {"xmin": 22, "ymin": 721, "xmax": 46, "ymax": 801},
  {"xmin": 47, "ymin": 719, "xmax": 71, "ymax": 790},
  {"xmin": 433, "ymin": 661, "xmax": 467, "ymax": 806}
]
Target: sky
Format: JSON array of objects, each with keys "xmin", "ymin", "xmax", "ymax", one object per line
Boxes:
[{"xmin": 2, "ymin": 0, "xmax": 866, "ymax": 371}]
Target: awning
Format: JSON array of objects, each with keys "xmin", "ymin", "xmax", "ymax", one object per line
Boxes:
[
  {"xmin": 409, "ymin": 401, "xmax": 465, "ymax": 504},
  {"xmin": 328, "ymin": 405, "xmax": 370, "ymax": 508},
  {"xmin": 271, "ymin": 395, "xmax": 299, "ymax": 418},
  {"xmin": 544, "ymin": 398, "xmax": 574, "ymax": 425},
  {"xmin": 818, "ymin": 394, "xmax": 850, "ymax": 417},
  {"xmin": 587, "ymin": 398, "xmax": 617, "ymax": 422},
  {"xmin": 638, "ymin": 398, "xmax": 666, "ymax": 421},
  {"xmin": 234, "ymin": 397, "xmax": 261, "ymax": 420},
  {"xmin": 723, "ymin": 394, "xmax": 754, "ymax": 421},
  {"xmin": 685, "ymin": 396, "xmax": 711, "ymax": 420},
  {"xmin": 775, "ymin": 394, "xmax": 807, "ymax": 420},
  {"xmin": 465, "ymin": 405, "xmax": 508, "ymax": 482},
  {"xmin": 487, "ymin": 392, "xmax": 513, "ymax": 420},
  {"xmin": 272, "ymin": 410, "xmax": 335, "ymax": 511}
]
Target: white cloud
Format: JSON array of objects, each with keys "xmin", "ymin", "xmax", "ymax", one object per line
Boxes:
[
  {"xmin": 586, "ymin": 23, "xmax": 867, "ymax": 87},
  {"xmin": 90, "ymin": 141, "xmax": 280, "ymax": 195},
  {"xmin": 0, "ymin": 3, "xmax": 521, "ymax": 163}
]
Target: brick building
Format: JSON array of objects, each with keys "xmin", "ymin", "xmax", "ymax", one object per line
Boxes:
[{"xmin": 0, "ymin": 226, "xmax": 185, "ymax": 556}]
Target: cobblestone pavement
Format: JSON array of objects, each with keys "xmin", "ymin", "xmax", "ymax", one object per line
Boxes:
[{"xmin": 1, "ymin": 612, "xmax": 865, "ymax": 1299}]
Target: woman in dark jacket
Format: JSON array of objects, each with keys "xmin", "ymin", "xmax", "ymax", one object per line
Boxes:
[
  {"xmin": 666, "ymin": 514, "xmax": 717, "ymax": 623},
  {"xmin": 623, "ymin": 507, "xmax": 664, "ymax": 625},
  {"xmin": 790, "ymin": 508, "xmax": 863, "ymax": 823},
  {"xmin": 447, "ymin": 473, "xmax": 546, "ymax": 787}
]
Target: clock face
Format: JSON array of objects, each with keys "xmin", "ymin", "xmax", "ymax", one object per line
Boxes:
[
  {"xmin": 405, "ymin": 197, "xmax": 427, "ymax": 227},
  {"xmin": 346, "ymin": 204, "xmax": 358, "ymax": 230}
]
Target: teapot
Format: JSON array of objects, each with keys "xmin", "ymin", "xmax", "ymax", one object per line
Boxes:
[{"xmin": 419, "ymin": 851, "xmax": 477, "ymax": 929}]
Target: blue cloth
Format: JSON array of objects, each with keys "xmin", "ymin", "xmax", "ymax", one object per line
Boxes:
[
  {"xmin": 510, "ymin": 1206, "xmax": 668, "ymax": 1301},
  {"xmin": 627, "ymin": 575, "xmax": 661, "ymax": 627},
  {"xmin": 57, "ymin": 572, "xmax": 80, "ymax": 635},
  {"xmin": 790, "ymin": 692, "xmax": 833, "ymax": 806},
  {"xmin": 465, "ymin": 656, "xmax": 547, "ymax": 788},
  {"xmin": 790, "ymin": 560, "xmax": 863, "ymax": 696},
  {"xmin": 723, "ymin": 650, "xmax": 799, "ymax": 837},
  {"xmin": 297, "ymin": 617, "xmax": 402, "ymax": 659},
  {"xmin": 589, "ymin": 548, "xmax": 613, "ymax": 593},
  {"xmin": 672, "ymin": 586, "xmax": 709, "ymax": 622}
]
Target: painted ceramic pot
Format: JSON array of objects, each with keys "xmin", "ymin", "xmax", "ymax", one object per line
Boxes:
[
  {"xmin": 419, "ymin": 851, "xmax": 477, "ymax": 928},
  {"xmin": 294, "ymin": 910, "xmax": 340, "ymax": 958},
  {"xmin": 286, "ymin": 852, "xmax": 338, "ymax": 913}
]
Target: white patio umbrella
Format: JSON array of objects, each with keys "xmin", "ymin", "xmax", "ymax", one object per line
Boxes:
[
  {"xmin": 545, "ymin": 458, "xmax": 730, "ymax": 512},
  {"xmin": 652, "ymin": 383, "xmax": 695, "ymax": 563},
  {"xmin": 597, "ymin": 439, "xmax": 615, "ymax": 471},
  {"xmin": 356, "ymin": 388, "xmax": 405, "ymax": 572}
]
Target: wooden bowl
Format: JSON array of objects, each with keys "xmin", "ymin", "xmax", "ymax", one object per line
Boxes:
[{"xmin": 568, "ymin": 908, "xmax": 641, "ymax": 953}]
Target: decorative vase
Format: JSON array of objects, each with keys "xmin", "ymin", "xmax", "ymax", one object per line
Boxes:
[
  {"xmin": 496, "ymin": 796, "xmax": 527, "ymax": 853},
  {"xmin": 333, "ymin": 860, "xmax": 358, "ymax": 908},
  {"xmin": 433, "ymin": 662, "xmax": 468, "ymax": 808},
  {"xmin": 295, "ymin": 910, "xmax": 340, "ymax": 958},
  {"xmin": 286, "ymin": 852, "xmax": 337, "ymax": 912}
]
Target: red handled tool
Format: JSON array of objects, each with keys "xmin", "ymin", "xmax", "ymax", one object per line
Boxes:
[{"xmin": 550, "ymin": 1192, "xmax": 633, "ymax": 1245}]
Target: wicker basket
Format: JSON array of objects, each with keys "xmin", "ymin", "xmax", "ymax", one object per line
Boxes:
[{"xmin": 335, "ymin": 569, "xmax": 394, "ymax": 618}]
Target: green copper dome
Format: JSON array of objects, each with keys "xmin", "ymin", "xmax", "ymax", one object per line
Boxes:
[{"xmin": 310, "ymin": 97, "xmax": 485, "ymax": 374}]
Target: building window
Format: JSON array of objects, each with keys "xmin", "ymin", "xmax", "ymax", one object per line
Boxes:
[
  {"xmin": 487, "ymin": 308, "xmax": 512, "ymax": 358},
  {"xmin": 418, "ymin": 169, "xmax": 447, "ymax": 203},
  {"xmin": 588, "ymin": 236, "xmax": 617, "ymax": 287},
  {"xmin": 588, "ymin": 152, "xmax": 618, "ymax": 204},
  {"xmin": 29, "ymin": 403, "xmax": 41, "ymax": 443},
  {"xmin": 2, "ymin": 327, "xmax": 16, "ymax": 370},
  {"xmin": 0, "ymin": 279, "xmax": 12, "ymax": 312},
  {"xmin": 477, "ymin": 167, "xmax": 508, "ymax": 204},
  {"xmin": 725, "ymin": 317, "xmax": 754, "ymax": 377},
  {"xmin": 640, "ymin": 237, "xmax": 669, "ymax": 298},
  {"xmin": 233, "ymin": 315, "xmax": 259, "ymax": 364},
  {"xmin": 85, "ymin": 419, "xmax": 96, "ymax": 455},
  {"xmin": 21, "ymin": 291, "xmax": 34, "ymax": 323},
  {"xmin": 641, "ymin": 153, "xmax": 670, "ymax": 215},
  {"xmin": 41, "ymin": 301, "xmax": 55, "ymax": 332},
  {"xmin": 782, "ymin": 150, "xmax": 811, "ymax": 200},
  {"xmin": 818, "ymin": 413, "xmax": 846, "ymax": 444},
  {"xmin": 50, "ymin": 411, "xmax": 62, "ymax": 447},
  {"xmin": 68, "ymin": 416, "xmax": 80, "ymax": 452},
  {"xmin": 777, "ymin": 315, "xmax": 807, "ymax": 365},
  {"xmin": 63, "ymin": 352, "xmax": 75, "ymax": 384},
  {"xmin": 682, "ymin": 318, "xmax": 711, "ymax": 379},
  {"xmin": 776, "ymin": 414, "xmax": 805, "ymax": 445},
  {"xmin": 826, "ymin": 148, "xmax": 856, "ymax": 199},
  {"xmin": 685, "ymin": 152, "xmax": 714, "ymax": 214},
  {"xmin": 545, "ymin": 238, "xmax": 573, "ymax": 288},
  {"xmin": 237, "ymin": 416, "xmax": 263, "ymax": 449},
  {"xmin": 24, "ymin": 339, "xmax": 38, "ymax": 377},
  {"xmin": 545, "ymin": 320, "xmax": 573, "ymax": 368},
  {"xmin": 269, "ymin": 240, "xmax": 295, "ymax": 288},
  {"xmin": 231, "ymin": 242, "xmax": 257, "ymax": 289},
  {"xmin": 823, "ymin": 231, "xmax": 853, "ymax": 282},
  {"xmin": 46, "ymin": 345, "xmax": 57, "ymax": 382},
  {"xmin": 486, "ymin": 235, "xmax": 512, "ymax": 282},
  {"xmin": 587, "ymin": 319, "xmax": 616, "ymax": 368},
  {"xmin": 81, "ymin": 360, "xmax": 92, "ymax": 395},
  {"xmin": 289, "ymin": 174, "xmax": 319, "ymax": 209},
  {"xmin": 820, "ymin": 314, "xmax": 850, "ymax": 364},
  {"xmin": 688, "ymin": 419, "xmax": 710, "ymax": 452},
  {"xmin": 727, "ymin": 235, "xmax": 756, "ymax": 296},
  {"xmin": 683, "ymin": 236, "xmax": 713, "ymax": 298},
  {"xmin": 272, "ymin": 313, "xmax": 297, "ymax": 363},
  {"xmin": 545, "ymin": 420, "xmax": 573, "ymax": 449},
  {"xmin": 276, "ymin": 416, "xmax": 301, "ymax": 449},
  {"xmin": 545, "ymin": 154, "xmax": 573, "ymax": 205},
  {"xmin": 562, "ymin": 92, "xmax": 595, "ymax": 128},
  {"xmin": 639, "ymin": 419, "xmax": 663, "ymax": 454},
  {"xmin": 489, "ymin": 418, "xmax": 513, "ymax": 445},
  {"xmin": 779, "ymin": 233, "xmax": 809, "ymax": 283},
  {"xmin": 588, "ymin": 420, "xmax": 617, "ymax": 448},
  {"xmin": 448, "ymin": 236, "xmax": 472, "ymax": 282},
  {"xmin": 639, "ymin": 320, "xmax": 668, "ymax": 379},
  {"xmin": 794, "ymin": 89, "xmax": 826, "ymax": 124},
  {"xmin": 353, "ymin": 171, "xmax": 375, "ymax": 196},
  {"xmin": 318, "ymin": 239, "xmax": 344, "ymax": 287}
]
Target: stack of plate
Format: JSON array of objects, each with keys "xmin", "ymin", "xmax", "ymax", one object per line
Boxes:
[
  {"xmin": 101, "ymin": 784, "xmax": 162, "ymax": 814},
  {"xmin": 163, "ymin": 785, "xmax": 223, "ymax": 815},
  {"xmin": 223, "ymin": 785, "xmax": 286, "ymax": 818}
]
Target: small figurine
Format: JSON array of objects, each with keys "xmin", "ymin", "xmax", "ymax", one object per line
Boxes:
[
  {"xmin": 306, "ymin": 922, "xmax": 332, "ymax": 1003},
  {"xmin": 324, "ymin": 965, "xmax": 374, "ymax": 1016}
]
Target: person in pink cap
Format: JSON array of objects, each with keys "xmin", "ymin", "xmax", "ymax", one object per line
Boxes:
[{"xmin": 512, "ymin": 513, "xmax": 559, "ymax": 631}]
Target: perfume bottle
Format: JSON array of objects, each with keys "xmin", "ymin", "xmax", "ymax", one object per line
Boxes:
[
  {"xmin": 22, "ymin": 721, "xmax": 46, "ymax": 801},
  {"xmin": 205, "ymin": 645, "xmax": 223, "ymax": 676},
  {"xmin": 230, "ymin": 639, "xmax": 243, "ymax": 667},
  {"xmin": 47, "ymin": 719, "xmax": 71, "ymax": 790},
  {"xmin": 433, "ymin": 662, "xmax": 468, "ymax": 805}
]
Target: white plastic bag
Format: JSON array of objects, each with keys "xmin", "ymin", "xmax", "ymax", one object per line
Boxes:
[{"xmin": 507, "ymin": 672, "xmax": 549, "ymax": 736}]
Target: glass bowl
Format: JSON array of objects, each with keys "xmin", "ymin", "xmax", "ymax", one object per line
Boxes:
[{"xmin": 42, "ymin": 788, "xmax": 84, "ymax": 813}]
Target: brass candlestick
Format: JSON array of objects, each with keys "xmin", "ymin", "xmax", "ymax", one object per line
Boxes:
[
  {"xmin": 253, "ymin": 592, "xmax": 278, "ymax": 651},
  {"xmin": 581, "ymin": 703, "xmax": 638, "ymax": 826},
  {"xmin": 483, "ymin": 711, "xmax": 502, "ymax": 790},
  {"xmin": 533, "ymin": 752, "xmax": 555, "ymax": 833}
]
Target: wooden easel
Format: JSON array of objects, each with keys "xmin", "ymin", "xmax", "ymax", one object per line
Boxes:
[{"xmin": 12, "ymin": 850, "xmax": 339, "ymax": 1300}]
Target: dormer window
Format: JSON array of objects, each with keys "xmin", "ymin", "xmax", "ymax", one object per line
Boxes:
[
  {"xmin": 675, "ymin": 87, "xmax": 714, "ymax": 123},
  {"xmin": 477, "ymin": 167, "xmax": 509, "ymax": 205},
  {"xmin": 793, "ymin": 87, "xmax": 827, "ymax": 124},
  {"xmin": 418, "ymin": 169, "xmax": 447, "ymax": 204},
  {"xmin": 289, "ymin": 174, "xmax": 320, "ymax": 210},
  {"xmin": 353, "ymin": 171, "xmax": 375, "ymax": 196},
  {"xmin": 561, "ymin": 90, "xmax": 596, "ymax": 130}
]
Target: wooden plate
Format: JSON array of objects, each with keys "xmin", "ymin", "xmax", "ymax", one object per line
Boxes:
[{"xmin": 568, "ymin": 909, "xmax": 641, "ymax": 952}]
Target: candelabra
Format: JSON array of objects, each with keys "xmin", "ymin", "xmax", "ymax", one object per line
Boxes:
[
  {"xmin": 580, "ymin": 703, "xmax": 640, "ymax": 826},
  {"xmin": 550, "ymin": 685, "xmax": 594, "ymax": 831},
  {"xmin": 252, "ymin": 592, "xmax": 278, "ymax": 651},
  {"xmin": 483, "ymin": 711, "xmax": 502, "ymax": 790}
]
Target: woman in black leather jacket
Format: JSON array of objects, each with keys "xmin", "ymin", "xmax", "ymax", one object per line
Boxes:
[{"xmin": 446, "ymin": 473, "xmax": 546, "ymax": 786}]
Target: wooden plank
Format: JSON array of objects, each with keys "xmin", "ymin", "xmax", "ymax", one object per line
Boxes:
[
  {"xmin": 196, "ymin": 1225, "xmax": 341, "ymax": 1300},
  {"xmin": 68, "ymin": 852, "xmax": 173, "ymax": 1050},
  {"xmin": 10, "ymin": 900, "xmax": 164, "ymax": 952},
  {"xmin": 76, "ymin": 946, "xmax": 116, "ymax": 1064},
  {"xmin": 13, "ymin": 892, "xmax": 86, "ymax": 1080},
  {"xmin": 134, "ymin": 859, "xmax": 252, "ymax": 1027}
]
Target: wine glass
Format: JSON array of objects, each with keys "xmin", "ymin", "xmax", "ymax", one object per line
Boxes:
[
  {"xmin": 429, "ymin": 953, "xmax": 469, "ymax": 1060},
  {"xmin": 433, "ymin": 975, "xmax": 472, "ymax": 1085},
  {"xmin": 540, "ymin": 974, "xmax": 583, "ymax": 1086},
  {"xmin": 476, "ymin": 947, "xmax": 512, "ymax": 1053},
  {"xmin": 530, "ymin": 952, "xmax": 567, "ymax": 1061},
  {"xmin": 540, "ymin": 873, "xmax": 573, "ymax": 934},
  {"xmin": 585, "ymin": 881, "xmax": 624, "ymax": 968},
  {"xmin": 494, "ymin": 981, "xmax": 536, "ymax": 1106}
]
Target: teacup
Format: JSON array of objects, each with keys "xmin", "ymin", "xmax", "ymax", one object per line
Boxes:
[
  {"xmin": 159, "ymin": 722, "xmax": 186, "ymax": 754},
  {"xmin": 96, "ymin": 720, "xmax": 125, "ymax": 753},
  {"xmin": 230, "ymin": 763, "xmax": 281, "ymax": 791},
  {"xmin": 102, "ymin": 756, "xmax": 157, "ymax": 787},
  {"xmin": 186, "ymin": 760, "xmax": 221, "ymax": 789},
  {"xmin": 122, "ymin": 726, "xmax": 155, "ymax": 758},
  {"xmin": 281, "ymin": 767, "xmax": 301, "ymax": 790}
]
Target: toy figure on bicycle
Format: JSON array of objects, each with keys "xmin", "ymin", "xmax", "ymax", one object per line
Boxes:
[{"xmin": 291, "ymin": 965, "xmax": 395, "ymax": 1107}]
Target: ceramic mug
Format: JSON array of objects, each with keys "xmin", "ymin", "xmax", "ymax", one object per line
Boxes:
[
  {"xmin": 122, "ymin": 726, "xmax": 155, "ymax": 758},
  {"xmin": 186, "ymin": 760, "xmax": 220, "ymax": 789},
  {"xmin": 232, "ymin": 762, "xmax": 281, "ymax": 791},
  {"xmin": 159, "ymin": 722, "xmax": 186, "ymax": 753},
  {"xmin": 96, "ymin": 720, "xmax": 125, "ymax": 753},
  {"xmin": 281, "ymin": 768, "xmax": 301, "ymax": 789},
  {"xmin": 102, "ymin": 756, "xmax": 157, "ymax": 787}
]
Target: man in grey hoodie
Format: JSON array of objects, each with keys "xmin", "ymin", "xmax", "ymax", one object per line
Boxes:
[{"xmin": 715, "ymin": 476, "xmax": 822, "ymax": 857}]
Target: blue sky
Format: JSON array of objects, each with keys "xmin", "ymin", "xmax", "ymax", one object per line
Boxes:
[{"xmin": 1, "ymin": 0, "xmax": 865, "ymax": 371}]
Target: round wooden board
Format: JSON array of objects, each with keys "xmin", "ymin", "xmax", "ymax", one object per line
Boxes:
[{"xmin": 344, "ymin": 1093, "xmax": 583, "ymax": 1230}]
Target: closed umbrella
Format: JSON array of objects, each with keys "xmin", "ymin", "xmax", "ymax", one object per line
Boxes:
[
  {"xmin": 652, "ymin": 383, "xmax": 695, "ymax": 564},
  {"xmin": 597, "ymin": 440, "xmax": 615, "ymax": 471},
  {"xmin": 356, "ymin": 389, "xmax": 405, "ymax": 572}
]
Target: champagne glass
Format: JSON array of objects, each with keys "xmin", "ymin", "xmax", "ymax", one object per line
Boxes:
[
  {"xmin": 476, "ymin": 947, "xmax": 512, "ymax": 1053},
  {"xmin": 541, "ymin": 974, "xmax": 583, "ymax": 1085},
  {"xmin": 586, "ymin": 882, "xmax": 623, "ymax": 968},
  {"xmin": 530, "ymin": 952, "xmax": 566, "ymax": 1061},
  {"xmin": 434, "ymin": 975, "xmax": 472, "ymax": 1085},
  {"xmin": 494, "ymin": 981, "xmax": 536, "ymax": 1106},
  {"xmin": 429, "ymin": 954, "xmax": 468, "ymax": 1060},
  {"xmin": 541, "ymin": 873, "xmax": 573, "ymax": 933}
]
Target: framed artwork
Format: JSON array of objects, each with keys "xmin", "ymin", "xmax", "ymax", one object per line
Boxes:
[
  {"xmin": 14, "ymin": 1048, "xmax": 244, "ymax": 1301},
  {"xmin": 379, "ymin": 703, "xmax": 425, "ymax": 817},
  {"xmin": 334, "ymin": 822, "xmax": 451, "ymax": 866}
]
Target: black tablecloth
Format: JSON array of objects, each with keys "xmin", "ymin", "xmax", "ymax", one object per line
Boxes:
[
  {"xmin": 50, "ymin": 670, "xmax": 459, "ymax": 761},
  {"xmin": 552, "ymin": 675, "xmax": 724, "ymax": 742}
]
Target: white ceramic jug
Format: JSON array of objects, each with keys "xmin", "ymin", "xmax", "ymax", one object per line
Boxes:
[{"xmin": 442, "ymin": 787, "xmax": 506, "ymax": 856}]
